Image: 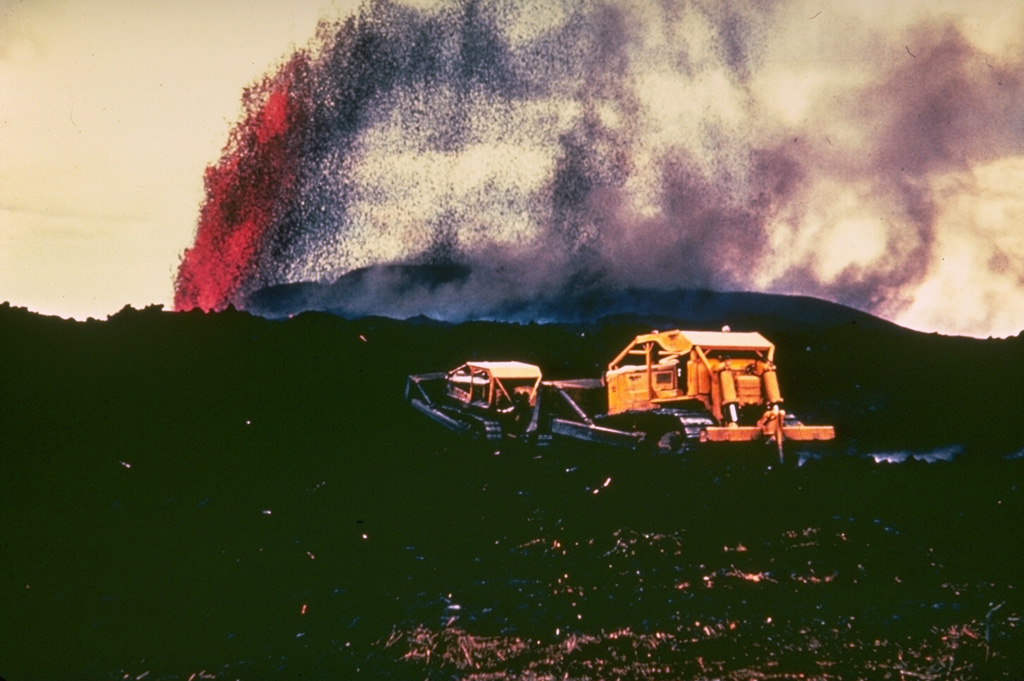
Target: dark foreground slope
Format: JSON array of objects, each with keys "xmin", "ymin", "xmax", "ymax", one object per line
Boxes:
[{"xmin": 2, "ymin": 299, "xmax": 1024, "ymax": 680}]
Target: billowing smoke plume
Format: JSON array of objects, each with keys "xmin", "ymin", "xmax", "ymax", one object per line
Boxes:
[{"xmin": 175, "ymin": 0, "xmax": 1024, "ymax": 337}]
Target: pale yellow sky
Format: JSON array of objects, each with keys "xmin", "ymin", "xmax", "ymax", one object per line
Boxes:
[
  {"xmin": 1, "ymin": 0, "xmax": 359, "ymax": 319},
  {"xmin": 2, "ymin": 0, "xmax": 1024, "ymax": 337}
]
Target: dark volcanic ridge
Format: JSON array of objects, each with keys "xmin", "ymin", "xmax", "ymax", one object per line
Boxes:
[
  {"xmin": 3, "ymin": 294, "xmax": 1023, "ymax": 460},
  {"xmin": 243, "ymin": 262, "xmax": 900, "ymax": 333}
]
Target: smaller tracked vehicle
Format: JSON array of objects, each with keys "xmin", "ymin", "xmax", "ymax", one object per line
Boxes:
[
  {"xmin": 406, "ymin": 361, "xmax": 549, "ymax": 444},
  {"xmin": 405, "ymin": 329, "xmax": 835, "ymax": 459}
]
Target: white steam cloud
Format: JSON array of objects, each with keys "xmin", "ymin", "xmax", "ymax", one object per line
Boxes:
[{"xmin": 216, "ymin": 0, "xmax": 1024, "ymax": 337}]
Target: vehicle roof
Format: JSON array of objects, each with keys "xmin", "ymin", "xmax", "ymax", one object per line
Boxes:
[
  {"xmin": 641, "ymin": 329, "xmax": 774, "ymax": 353},
  {"xmin": 461, "ymin": 361, "xmax": 543, "ymax": 379}
]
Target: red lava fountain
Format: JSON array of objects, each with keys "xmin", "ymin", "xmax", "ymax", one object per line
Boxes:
[{"xmin": 174, "ymin": 57, "xmax": 308, "ymax": 312}]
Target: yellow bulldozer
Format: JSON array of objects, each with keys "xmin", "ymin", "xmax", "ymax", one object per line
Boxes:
[
  {"xmin": 407, "ymin": 328, "xmax": 835, "ymax": 460},
  {"xmin": 599, "ymin": 329, "xmax": 834, "ymax": 456}
]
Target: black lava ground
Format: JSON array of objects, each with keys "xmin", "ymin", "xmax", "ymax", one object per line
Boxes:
[{"xmin": 2, "ymin": 300, "xmax": 1023, "ymax": 680}]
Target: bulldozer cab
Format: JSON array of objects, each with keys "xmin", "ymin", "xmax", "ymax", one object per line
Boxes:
[
  {"xmin": 446, "ymin": 361, "xmax": 542, "ymax": 412},
  {"xmin": 605, "ymin": 329, "xmax": 783, "ymax": 425}
]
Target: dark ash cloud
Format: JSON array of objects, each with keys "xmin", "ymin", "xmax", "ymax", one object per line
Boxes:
[{"xmin": 175, "ymin": 0, "xmax": 1024, "ymax": 336}]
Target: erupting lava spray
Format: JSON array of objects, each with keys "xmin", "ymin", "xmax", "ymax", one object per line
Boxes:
[
  {"xmin": 174, "ymin": 56, "xmax": 310, "ymax": 311},
  {"xmin": 175, "ymin": 0, "xmax": 1024, "ymax": 337}
]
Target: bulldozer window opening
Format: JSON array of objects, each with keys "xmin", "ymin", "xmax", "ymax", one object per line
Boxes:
[
  {"xmin": 704, "ymin": 349, "xmax": 764, "ymax": 361},
  {"xmin": 447, "ymin": 366, "xmax": 494, "ymax": 407},
  {"xmin": 493, "ymin": 378, "xmax": 537, "ymax": 408}
]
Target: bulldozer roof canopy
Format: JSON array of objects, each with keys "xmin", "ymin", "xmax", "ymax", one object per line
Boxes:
[
  {"xmin": 462, "ymin": 361, "xmax": 543, "ymax": 380},
  {"xmin": 642, "ymin": 330, "xmax": 774, "ymax": 354}
]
